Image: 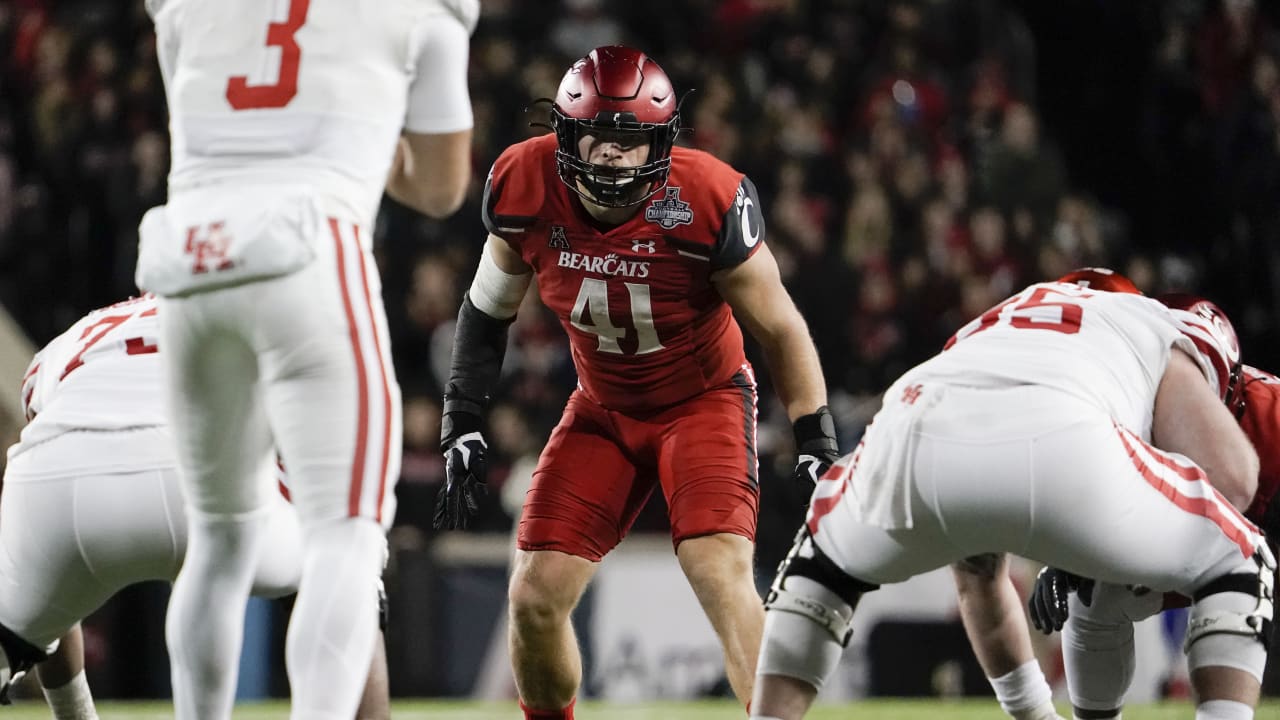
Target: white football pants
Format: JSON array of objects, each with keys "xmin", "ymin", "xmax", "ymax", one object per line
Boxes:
[
  {"xmin": 809, "ymin": 383, "xmax": 1265, "ymax": 595},
  {"xmin": 0, "ymin": 427, "xmax": 301, "ymax": 650},
  {"xmin": 158, "ymin": 215, "xmax": 398, "ymax": 720}
]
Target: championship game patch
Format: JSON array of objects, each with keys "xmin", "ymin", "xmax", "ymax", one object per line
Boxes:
[{"xmin": 644, "ymin": 187, "xmax": 694, "ymax": 230}]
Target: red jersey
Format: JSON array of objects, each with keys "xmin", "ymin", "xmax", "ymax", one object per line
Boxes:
[
  {"xmin": 1239, "ymin": 364, "xmax": 1280, "ymax": 538},
  {"xmin": 483, "ymin": 134, "xmax": 765, "ymax": 413}
]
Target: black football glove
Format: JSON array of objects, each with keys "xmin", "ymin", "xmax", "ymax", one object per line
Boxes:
[
  {"xmin": 433, "ymin": 411, "xmax": 489, "ymax": 530},
  {"xmin": 791, "ymin": 406, "xmax": 840, "ymax": 493},
  {"xmin": 1029, "ymin": 566, "xmax": 1095, "ymax": 634}
]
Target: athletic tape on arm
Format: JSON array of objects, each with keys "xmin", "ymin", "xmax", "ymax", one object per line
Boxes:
[{"xmin": 468, "ymin": 243, "xmax": 531, "ymax": 320}]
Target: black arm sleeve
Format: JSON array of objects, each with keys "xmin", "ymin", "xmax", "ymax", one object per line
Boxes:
[{"xmin": 441, "ymin": 293, "xmax": 514, "ymax": 444}]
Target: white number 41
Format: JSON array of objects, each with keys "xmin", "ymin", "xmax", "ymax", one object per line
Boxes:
[{"xmin": 570, "ymin": 278, "xmax": 664, "ymax": 355}]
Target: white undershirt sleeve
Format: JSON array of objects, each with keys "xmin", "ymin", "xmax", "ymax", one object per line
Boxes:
[{"xmin": 404, "ymin": 12, "xmax": 474, "ymax": 134}]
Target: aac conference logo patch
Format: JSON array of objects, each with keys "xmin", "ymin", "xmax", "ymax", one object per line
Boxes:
[{"xmin": 644, "ymin": 187, "xmax": 694, "ymax": 230}]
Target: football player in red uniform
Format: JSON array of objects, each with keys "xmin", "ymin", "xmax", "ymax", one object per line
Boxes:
[
  {"xmin": 953, "ymin": 274, "xmax": 1273, "ymax": 720},
  {"xmin": 432, "ymin": 46, "xmax": 835, "ymax": 718}
]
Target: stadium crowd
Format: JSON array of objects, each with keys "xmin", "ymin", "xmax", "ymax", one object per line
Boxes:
[{"xmin": 2, "ymin": 0, "xmax": 1280, "ymax": 697}]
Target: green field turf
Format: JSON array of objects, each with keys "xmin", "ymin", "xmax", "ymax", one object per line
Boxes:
[{"xmin": 3, "ymin": 699, "xmax": 1276, "ymax": 719}]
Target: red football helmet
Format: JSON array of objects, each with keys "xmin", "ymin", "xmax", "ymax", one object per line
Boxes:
[
  {"xmin": 550, "ymin": 46, "xmax": 681, "ymax": 208},
  {"xmin": 1157, "ymin": 292, "xmax": 1244, "ymax": 413},
  {"xmin": 1055, "ymin": 267, "xmax": 1141, "ymax": 294}
]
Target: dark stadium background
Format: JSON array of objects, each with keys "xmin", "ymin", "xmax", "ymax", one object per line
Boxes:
[{"xmin": 0, "ymin": 0, "xmax": 1277, "ymax": 701}]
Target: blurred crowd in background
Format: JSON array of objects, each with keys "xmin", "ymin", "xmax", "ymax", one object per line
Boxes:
[{"xmin": 3, "ymin": 0, "xmax": 1280, "ymax": 602}]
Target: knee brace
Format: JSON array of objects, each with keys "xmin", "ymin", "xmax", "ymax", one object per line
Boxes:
[
  {"xmin": 765, "ymin": 527, "xmax": 877, "ymax": 645},
  {"xmin": 757, "ymin": 528, "xmax": 877, "ymax": 690},
  {"xmin": 1184, "ymin": 548, "xmax": 1275, "ymax": 681}
]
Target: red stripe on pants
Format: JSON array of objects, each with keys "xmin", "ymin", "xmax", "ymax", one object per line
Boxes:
[
  {"xmin": 329, "ymin": 217, "xmax": 370, "ymax": 518},
  {"xmin": 353, "ymin": 224, "xmax": 392, "ymax": 523},
  {"xmin": 1115, "ymin": 426, "xmax": 1255, "ymax": 557}
]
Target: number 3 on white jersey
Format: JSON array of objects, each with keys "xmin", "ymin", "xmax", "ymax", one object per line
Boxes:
[
  {"xmin": 570, "ymin": 278, "xmax": 664, "ymax": 355},
  {"xmin": 225, "ymin": 0, "xmax": 309, "ymax": 110}
]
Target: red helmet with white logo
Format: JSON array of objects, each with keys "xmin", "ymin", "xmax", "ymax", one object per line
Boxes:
[
  {"xmin": 1055, "ymin": 267, "xmax": 1141, "ymax": 294},
  {"xmin": 550, "ymin": 46, "xmax": 682, "ymax": 208},
  {"xmin": 1157, "ymin": 292, "xmax": 1244, "ymax": 413}
]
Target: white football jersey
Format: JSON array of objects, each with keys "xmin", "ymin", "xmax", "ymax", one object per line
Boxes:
[
  {"xmin": 9, "ymin": 296, "xmax": 164, "ymax": 461},
  {"xmin": 908, "ymin": 282, "xmax": 1210, "ymax": 440},
  {"xmin": 148, "ymin": 0, "xmax": 473, "ymax": 224}
]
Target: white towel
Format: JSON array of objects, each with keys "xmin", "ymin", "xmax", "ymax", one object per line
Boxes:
[{"xmin": 136, "ymin": 189, "xmax": 321, "ymax": 297}]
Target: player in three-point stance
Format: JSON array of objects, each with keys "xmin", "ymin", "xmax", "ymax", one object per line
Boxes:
[
  {"xmin": 750, "ymin": 274, "xmax": 1272, "ymax": 720},
  {"xmin": 953, "ymin": 271, "xmax": 1276, "ymax": 720},
  {"xmin": 0, "ymin": 295, "xmax": 390, "ymax": 720}
]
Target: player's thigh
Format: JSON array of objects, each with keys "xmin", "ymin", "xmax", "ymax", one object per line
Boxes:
[
  {"xmin": 0, "ymin": 464, "xmax": 183, "ymax": 648},
  {"xmin": 253, "ymin": 225, "xmax": 401, "ymax": 528},
  {"xmin": 517, "ymin": 394, "xmax": 646, "ymax": 562},
  {"xmin": 73, "ymin": 466, "xmax": 187, "ymax": 585},
  {"xmin": 655, "ymin": 384, "xmax": 759, "ymax": 546},
  {"xmin": 0, "ymin": 478, "xmax": 92, "ymax": 647},
  {"xmin": 1023, "ymin": 420, "xmax": 1263, "ymax": 595},
  {"xmin": 809, "ymin": 504, "xmax": 957, "ymax": 586},
  {"xmin": 158, "ymin": 294, "xmax": 275, "ymax": 516}
]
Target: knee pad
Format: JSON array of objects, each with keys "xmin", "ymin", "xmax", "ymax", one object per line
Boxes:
[
  {"xmin": 764, "ymin": 527, "xmax": 877, "ymax": 647},
  {"xmin": 1184, "ymin": 548, "xmax": 1275, "ymax": 681}
]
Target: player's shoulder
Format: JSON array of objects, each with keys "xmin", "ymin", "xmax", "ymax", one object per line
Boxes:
[
  {"xmin": 1243, "ymin": 365, "xmax": 1280, "ymax": 406},
  {"xmin": 493, "ymin": 134, "xmax": 556, "ymax": 176},
  {"xmin": 1241, "ymin": 365, "xmax": 1280, "ymax": 451},
  {"xmin": 487, "ymin": 134, "xmax": 555, "ymax": 207},
  {"xmin": 663, "ymin": 147, "xmax": 748, "ymax": 225},
  {"xmin": 669, "ymin": 146, "xmax": 745, "ymax": 198},
  {"xmin": 484, "ymin": 135, "xmax": 557, "ymax": 237},
  {"xmin": 92, "ymin": 294, "xmax": 160, "ymax": 321}
]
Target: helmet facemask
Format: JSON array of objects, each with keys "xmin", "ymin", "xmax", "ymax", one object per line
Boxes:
[{"xmin": 550, "ymin": 107, "xmax": 680, "ymax": 209}]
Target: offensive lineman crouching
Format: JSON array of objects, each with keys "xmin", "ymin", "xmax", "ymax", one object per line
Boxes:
[{"xmin": 750, "ymin": 277, "xmax": 1272, "ymax": 720}]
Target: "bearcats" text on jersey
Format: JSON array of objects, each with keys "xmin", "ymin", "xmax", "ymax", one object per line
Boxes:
[{"xmin": 556, "ymin": 251, "xmax": 651, "ymax": 278}]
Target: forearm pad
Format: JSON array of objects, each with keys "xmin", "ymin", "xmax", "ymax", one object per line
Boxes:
[
  {"xmin": 793, "ymin": 405, "xmax": 838, "ymax": 456},
  {"xmin": 442, "ymin": 294, "xmax": 513, "ymax": 432}
]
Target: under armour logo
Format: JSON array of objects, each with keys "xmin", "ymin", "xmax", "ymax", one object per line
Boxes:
[
  {"xmin": 184, "ymin": 221, "xmax": 234, "ymax": 275},
  {"xmin": 900, "ymin": 383, "xmax": 923, "ymax": 405},
  {"xmin": 632, "ymin": 239, "xmax": 656, "ymax": 254}
]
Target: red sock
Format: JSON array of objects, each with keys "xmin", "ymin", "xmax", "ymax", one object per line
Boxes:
[{"xmin": 520, "ymin": 698, "xmax": 575, "ymax": 719}]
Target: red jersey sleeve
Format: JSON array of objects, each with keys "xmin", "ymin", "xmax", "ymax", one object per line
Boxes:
[
  {"xmin": 481, "ymin": 135, "xmax": 557, "ymax": 246},
  {"xmin": 1240, "ymin": 365, "xmax": 1280, "ymax": 537}
]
